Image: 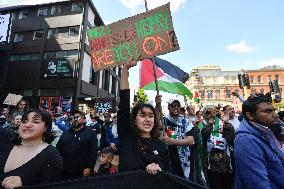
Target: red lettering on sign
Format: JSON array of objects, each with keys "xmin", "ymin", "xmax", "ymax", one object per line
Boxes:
[
  {"xmin": 143, "ymin": 37, "xmax": 159, "ymax": 55},
  {"xmin": 142, "ymin": 32, "xmax": 172, "ymax": 56},
  {"xmin": 104, "ymin": 49, "xmax": 115, "ymax": 65}
]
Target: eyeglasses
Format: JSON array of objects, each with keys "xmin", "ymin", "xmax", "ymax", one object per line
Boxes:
[
  {"xmin": 20, "ymin": 103, "xmax": 26, "ymax": 106},
  {"xmin": 171, "ymin": 103, "xmax": 181, "ymax": 108}
]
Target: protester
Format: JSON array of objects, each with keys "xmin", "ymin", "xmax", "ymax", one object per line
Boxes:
[
  {"xmin": 106, "ymin": 114, "xmax": 119, "ymax": 152},
  {"xmin": 0, "ymin": 107, "xmax": 11, "ymax": 128},
  {"xmin": 6, "ymin": 114, "xmax": 22, "ymax": 134},
  {"xmin": 0, "ymin": 127, "xmax": 13, "ymax": 152},
  {"xmin": 100, "ymin": 112, "xmax": 113, "ymax": 149},
  {"xmin": 223, "ymin": 105, "xmax": 240, "ymax": 131},
  {"xmin": 186, "ymin": 105, "xmax": 198, "ymax": 124},
  {"xmin": 234, "ymin": 93, "xmax": 284, "ymax": 189},
  {"xmin": 163, "ymin": 99, "xmax": 194, "ymax": 178},
  {"xmin": 118, "ymin": 62, "xmax": 171, "ymax": 175},
  {"xmin": 56, "ymin": 110, "xmax": 98, "ymax": 179},
  {"xmin": 11, "ymin": 100, "xmax": 29, "ymax": 117},
  {"xmin": 55, "ymin": 113, "xmax": 70, "ymax": 132},
  {"xmin": 278, "ymin": 111, "xmax": 284, "ymax": 122},
  {"xmin": 0, "ymin": 109, "xmax": 63, "ymax": 189},
  {"xmin": 199, "ymin": 106, "xmax": 235, "ymax": 189},
  {"xmin": 94, "ymin": 147, "xmax": 117, "ymax": 176}
]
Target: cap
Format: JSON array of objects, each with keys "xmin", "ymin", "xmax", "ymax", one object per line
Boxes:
[{"xmin": 168, "ymin": 99, "xmax": 180, "ymax": 105}]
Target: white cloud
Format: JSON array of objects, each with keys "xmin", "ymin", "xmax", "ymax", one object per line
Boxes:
[
  {"xmin": 258, "ymin": 58, "xmax": 284, "ymax": 68},
  {"xmin": 0, "ymin": 0, "xmax": 67, "ymax": 8},
  {"xmin": 226, "ymin": 40, "xmax": 254, "ymax": 54},
  {"xmin": 118, "ymin": 0, "xmax": 187, "ymax": 14}
]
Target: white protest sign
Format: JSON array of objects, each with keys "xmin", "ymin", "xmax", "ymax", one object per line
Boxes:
[
  {"xmin": 0, "ymin": 14, "xmax": 11, "ymax": 43},
  {"xmin": 3, "ymin": 93, "xmax": 23, "ymax": 106}
]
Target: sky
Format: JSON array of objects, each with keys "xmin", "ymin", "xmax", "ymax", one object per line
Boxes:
[{"xmin": 1, "ymin": 0, "xmax": 284, "ymax": 103}]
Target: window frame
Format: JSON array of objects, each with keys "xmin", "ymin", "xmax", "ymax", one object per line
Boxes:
[
  {"xmin": 37, "ymin": 7, "xmax": 49, "ymax": 16},
  {"xmin": 71, "ymin": 2, "xmax": 83, "ymax": 12},
  {"xmin": 51, "ymin": 5, "xmax": 61, "ymax": 15},
  {"xmin": 14, "ymin": 33, "xmax": 24, "ymax": 42},
  {"xmin": 33, "ymin": 30, "xmax": 44, "ymax": 40}
]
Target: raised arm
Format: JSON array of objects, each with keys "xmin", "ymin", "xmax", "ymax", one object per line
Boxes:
[{"xmin": 118, "ymin": 62, "xmax": 137, "ymax": 136}]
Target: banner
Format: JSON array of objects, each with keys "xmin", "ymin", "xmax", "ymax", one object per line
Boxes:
[
  {"xmin": 61, "ymin": 97, "xmax": 72, "ymax": 113},
  {"xmin": 42, "ymin": 59, "xmax": 73, "ymax": 78},
  {"xmin": 23, "ymin": 171, "xmax": 206, "ymax": 189},
  {"xmin": 87, "ymin": 3, "xmax": 179, "ymax": 71},
  {"xmin": 3, "ymin": 93, "xmax": 23, "ymax": 106},
  {"xmin": 39, "ymin": 97, "xmax": 51, "ymax": 110},
  {"xmin": 0, "ymin": 14, "xmax": 11, "ymax": 43},
  {"xmin": 94, "ymin": 98, "xmax": 116, "ymax": 113}
]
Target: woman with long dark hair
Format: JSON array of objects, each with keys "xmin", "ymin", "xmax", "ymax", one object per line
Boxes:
[
  {"xmin": 0, "ymin": 109, "xmax": 63, "ymax": 189},
  {"xmin": 118, "ymin": 62, "xmax": 170, "ymax": 175}
]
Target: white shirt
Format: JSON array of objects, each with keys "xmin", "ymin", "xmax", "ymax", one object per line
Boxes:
[{"xmin": 228, "ymin": 117, "xmax": 240, "ymax": 131}]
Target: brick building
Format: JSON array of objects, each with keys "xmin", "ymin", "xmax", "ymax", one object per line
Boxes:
[{"xmin": 245, "ymin": 65, "xmax": 284, "ymax": 97}]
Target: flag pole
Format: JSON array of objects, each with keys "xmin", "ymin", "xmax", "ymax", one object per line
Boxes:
[{"xmin": 144, "ymin": 0, "xmax": 165, "ymax": 135}]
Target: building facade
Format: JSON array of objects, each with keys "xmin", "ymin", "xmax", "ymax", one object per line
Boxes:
[
  {"xmin": 186, "ymin": 65, "xmax": 242, "ymax": 106},
  {"xmin": 0, "ymin": 0, "xmax": 121, "ymax": 110},
  {"xmin": 186, "ymin": 65, "xmax": 284, "ymax": 107},
  {"xmin": 245, "ymin": 65, "xmax": 284, "ymax": 97}
]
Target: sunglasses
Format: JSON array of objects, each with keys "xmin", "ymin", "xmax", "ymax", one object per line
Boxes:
[{"xmin": 171, "ymin": 103, "xmax": 181, "ymax": 108}]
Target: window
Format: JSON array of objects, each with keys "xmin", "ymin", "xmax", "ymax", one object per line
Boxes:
[
  {"xmin": 275, "ymin": 74, "xmax": 280, "ymax": 81},
  {"xmin": 200, "ymin": 90, "xmax": 205, "ymax": 98},
  {"xmin": 14, "ymin": 33, "xmax": 24, "ymax": 42},
  {"xmin": 44, "ymin": 51, "xmax": 56, "ymax": 59},
  {"xmin": 71, "ymin": 2, "xmax": 83, "ymax": 12},
  {"xmin": 250, "ymin": 76, "xmax": 254, "ymax": 84},
  {"xmin": 38, "ymin": 7, "xmax": 48, "ymax": 16},
  {"xmin": 33, "ymin": 31, "xmax": 44, "ymax": 40},
  {"xmin": 51, "ymin": 5, "xmax": 61, "ymax": 15},
  {"xmin": 268, "ymin": 75, "xmax": 272, "ymax": 81},
  {"xmin": 257, "ymin": 75, "xmax": 262, "ymax": 83},
  {"xmin": 207, "ymin": 90, "xmax": 213, "ymax": 99},
  {"xmin": 30, "ymin": 53, "xmax": 40, "ymax": 60},
  {"xmin": 104, "ymin": 70, "xmax": 109, "ymax": 91},
  {"xmin": 47, "ymin": 29, "xmax": 59, "ymax": 39},
  {"xmin": 111, "ymin": 76, "xmax": 117, "ymax": 94},
  {"xmin": 56, "ymin": 51, "xmax": 67, "ymax": 58},
  {"xmin": 226, "ymin": 88, "xmax": 231, "ymax": 98},
  {"xmin": 10, "ymin": 53, "xmax": 40, "ymax": 61},
  {"xmin": 67, "ymin": 50, "xmax": 78, "ymax": 58},
  {"xmin": 9, "ymin": 55, "xmax": 20, "ymax": 61},
  {"xmin": 69, "ymin": 26, "xmax": 80, "ymax": 37},
  {"xmin": 18, "ymin": 10, "xmax": 29, "ymax": 19}
]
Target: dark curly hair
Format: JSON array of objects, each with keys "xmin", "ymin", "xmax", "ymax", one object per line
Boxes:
[
  {"xmin": 130, "ymin": 103, "xmax": 160, "ymax": 139},
  {"xmin": 13, "ymin": 109, "xmax": 55, "ymax": 145},
  {"xmin": 242, "ymin": 92, "xmax": 272, "ymax": 121}
]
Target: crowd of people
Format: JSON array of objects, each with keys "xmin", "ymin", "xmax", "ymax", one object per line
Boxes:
[{"xmin": 1, "ymin": 62, "xmax": 284, "ymax": 189}]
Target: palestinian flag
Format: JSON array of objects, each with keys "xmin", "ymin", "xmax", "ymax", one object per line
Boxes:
[
  {"xmin": 194, "ymin": 91, "xmax": 200, "ymax": 103},
  {"xmin": 140, "ymin": 58, "xmax": 192, "ymax": 98}
]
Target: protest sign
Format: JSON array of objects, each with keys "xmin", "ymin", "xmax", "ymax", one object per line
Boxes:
[
  {"xmin": 94, "ymin": 98, "xmax": 116, "ymax": 113},
  {"xmin": 3, "ymin": 93, "xmax": 23, "ymax": 106},
  {"xmin": 87, "ymin": 3, "xmax": 179, "ymax": 71}
]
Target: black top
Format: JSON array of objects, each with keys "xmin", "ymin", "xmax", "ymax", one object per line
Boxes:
[
  {"xmin": 56, "ymin": 126, "xmax": 98, "ymax": 179},
  {"xmin": 96, "ymin": 163, "xmax": 117, "ymax": 176},
  {"xmin": 0, "ymin": 145, "xmax": 63, "ymax": 187},
  {"xmin": 0, "ymin": 127, "xmax": 13, "ymax": 152},
  {"xmin": 118, "ymin": 89, "xmax": 171, "ymax": 173}
]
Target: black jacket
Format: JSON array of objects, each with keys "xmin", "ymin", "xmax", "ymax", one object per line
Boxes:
[
  {"xmin": 56, "ymin": 126, "xmax": 98, "ymax": 179},
  {"xmin": 118, "ymin": 89, "xmax": 171, "ymax": 173}
]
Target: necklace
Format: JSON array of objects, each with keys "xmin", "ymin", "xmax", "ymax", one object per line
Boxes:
[{"xmin": 21, "ymin": 141, "xmax": 43, "ymax": 147}]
